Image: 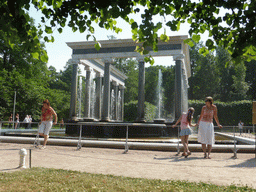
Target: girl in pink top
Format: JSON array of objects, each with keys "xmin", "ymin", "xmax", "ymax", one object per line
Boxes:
[
  {"xmin": 39, "ymin": 99, "xmax": 57, "ymax": 149},
  {"xmin": 172, "ymin": 107, "xmax": 196, "ymax": 158},
  {"xmin": 197, "ymin": 96, "xmax": 222, "ymax": 159}
]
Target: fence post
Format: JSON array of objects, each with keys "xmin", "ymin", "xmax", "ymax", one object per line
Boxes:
[
  {"xmin": 29, "ymin": 149, "xmax": 32, "ymax": 168},
  {"xmin": 0, "ymin": 121, "xmax": 2, "ymax": 140},
  {"xmin": 124, "ymin": 125, "xmax": 129, "ymax": 153},
  {"xmin": 19, "ymin": 148, "xmax": 27, "ymax": 168},
  {"xmin": 253, "ymin": 125, "xmax": 255, "ymax": 137},
  {"xmin": 254, "ymin": 124, "xmax": 256, "ymax": 159},
  {"xmin": 233, "ymin": 126, "xmax": 237, "ymax": 159},
  {"xmin": 33, "ymin": 123, "xmax": 40, "ymax": 148},
  {"xmin": 176, "ymin": 126, "xmax": 180, "ymax": 155},
  {"xmin": 77, "ymin": 124, "xmax": 82, "ymax": 150}
]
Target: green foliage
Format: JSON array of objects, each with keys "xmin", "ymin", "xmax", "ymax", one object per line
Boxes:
[
  {"xmin": 189, "ymin": 100, "xmax": 253, "ymax": 126},
  {"xmin": 245, "ymin": 60, "xmax": 256, "ymax": 100},
  {"xmin": 1, "ymin": 0, "xmax": 256, "ymax": 63},
  {"xmin": 46, "ymin": 88, "xmax": 71, "ymax": 121},
  {"xmin": 124, "ymin": 101, "xmax": 137, "ymax": 122},
  {"xmin": 162, "ymin": 66, "xmax": 175, "ymax": 114},
  {"xmin": 0, "ymin": 64, "xmax": 72, "ymax": 121},
  {"xmin": 144, "ymin": 101, "xmax": 157, "ymax": 122},
  {"xmin": 48, "ymin": 64, "xmax": 73, "ymax": 92},
  {"xmin": 124, "ymin": 100, "xmax": 156, "ymax": 122},
  {"xmin": 144, "ymin": 65, "xmax": 176, "ymax": 116},
  {"xmin": 188, "ymin": 42, "xmax": 220, "ymax": 100},
  {"xmin": 188, "ymin": 43, "xmax": 250, "ymax": 101},
  {"xmin": 111, "ymin": 58, "xmax": 139, "ymax": 103},
  {"xmin": 0, "ymin": 22, "xmax": 72, "ymax": 122},
  {"xmin": 0, "ymin": 25, "xmax": 50, "ymax": 120},
  {"xmin": 94, "ymin": 42, "xmax": 101, "ymax": 51},
  {"xmin": 0, "ymin": 5, "xmax": 48, "ymax": 63},
  {"xmin": 145, "ymin": 65, "xmax": 175, "ymax": 115},
  {"xmin": 145, "ymin": 66, "xmax": 160, "ymax": 106},
  {"xmin": 231, "ymin": 62, "xmax": 249, "ymax": 100}
]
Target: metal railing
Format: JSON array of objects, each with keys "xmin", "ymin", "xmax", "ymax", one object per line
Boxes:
[
  {"xmin": 0, "ymin": 121, "xmax": 66, "ymax": 148},
  {"xmin": 0, "ymin": 121, "xmax": 66, "ymax": 130},
  {"xmin": 174, "ymin": 125, "xmax": 256, "ymax": 158},
  {"xmin": 1, "ymin": 121, "xmax": 255, "ymax": 158},
  {"xmin": 76, "ymin": 122, "xmax": 166, "ymax": 153}
]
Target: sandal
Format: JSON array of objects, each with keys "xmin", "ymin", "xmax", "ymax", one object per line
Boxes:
[
  {"xmin": 184, "ymin": 152, "xmax": 188, "ymax": 158},
  {"xmin": 40, "ymin": 145, "xmax": 46, "ymax": 150},
  {"xmin": 187, "ymin": 151, "xmax": 191, "ymax": 156},
  {"xmin": 204, "ymin": 153, "xmax": 207, "ymax": 159},
  {"xmin": 182, "ymin": 153, "xmax": 186, "ymax": 156}
]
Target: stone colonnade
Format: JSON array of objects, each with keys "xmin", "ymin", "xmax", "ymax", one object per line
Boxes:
[
  {"xmin": 67, "ymin": 36, "xmax": 191, "ymax": 122},
  {"xmin": 69, "ymin": 54, "xmax": 187, "ymax": 122},
  {"xmin": 69, "ymin": 59, "xmax": 126, "ymax": 122}
]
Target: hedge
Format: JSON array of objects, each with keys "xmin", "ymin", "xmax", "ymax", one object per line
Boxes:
[
  {"xmin": 124, "ymin": 100, "xmax": 156, "ymax": 122},
  {"xmin": 124, "ymin": 100, "xmax": 253, "ymax": 125},
  {"xmin": 189, "ymin": 100, "xmax": 253, "ymax": 126}
]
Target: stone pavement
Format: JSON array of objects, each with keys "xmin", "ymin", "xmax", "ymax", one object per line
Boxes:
[{"xmin": 1, "ymin": 143, "xmax": 256, "ymax": 189}]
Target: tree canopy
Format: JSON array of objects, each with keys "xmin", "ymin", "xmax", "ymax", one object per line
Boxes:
[
  {"xmin": 189, "ymin": 43, "xmax": 250, "ymax": 101},
  {"xmin": 1, "ymin": 0, "xmax": 256, "ymax": 63}
]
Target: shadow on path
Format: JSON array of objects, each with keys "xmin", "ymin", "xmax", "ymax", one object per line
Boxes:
[
  {"xmin": 154, "ymin": 155, "xmax": 203, "ymax": 162},
  {"xmin": 227, "ymin": 158, "xmax": 256, "ymax": 168},
  {"xmin": 0, "ymin": 167, "xmax": 20, "ymax": 172}
]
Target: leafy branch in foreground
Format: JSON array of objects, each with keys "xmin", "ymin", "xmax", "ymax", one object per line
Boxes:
[{"xmin": 1, "ymin": 0, "xmax": 255, "ymax": 63}]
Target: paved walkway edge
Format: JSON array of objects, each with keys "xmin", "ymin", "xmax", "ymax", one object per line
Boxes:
[
  {"xmin": 215, "ymin": 132, "xmax": 256, "ymax": 145},
  {"xmin": 1, "ymin": 136, "xmax": 255, "ymax": 153}
]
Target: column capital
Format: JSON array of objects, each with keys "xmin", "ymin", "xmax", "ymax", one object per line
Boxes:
[
  {"xmin": 102, "ymin": 57, "xmax": 113, "ymax": 64},
  {"xmin": 68, "ymin": 59, "xmax": 80, "ymax": 65},
  {"xmin": 136, "ymin": 56, "xmax": 145, "ymax": 63},
  {"xmin": 112, "ymin": 81, "xmax": 118, "ymax": 86},
  {"xmin": 173, "ymin": 54, "xmax": 185, "ymax": 61},
  {"xmin": 118, "ymin": 85, "xmax": 125, "ymax": 90},
  {"xmin": 84, "ymin": 65, "xmax": 92, "ymax": 71},
  {"xmin": 95, "ymin": 71, "xmax": 103, "ymax": 77}
]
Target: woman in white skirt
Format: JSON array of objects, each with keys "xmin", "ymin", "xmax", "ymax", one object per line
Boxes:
[
  {"xmin": 172, "ymin": 107, "xmax": 196, "ymax": 158},
  {"xmin": 197, "ymin": 97, "xmax": 222, "ymax": 159}
]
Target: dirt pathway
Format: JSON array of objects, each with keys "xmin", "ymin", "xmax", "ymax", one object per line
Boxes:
[{"xmin": 1, "ymin": 143, "xmax": 256, "ymax": 189}]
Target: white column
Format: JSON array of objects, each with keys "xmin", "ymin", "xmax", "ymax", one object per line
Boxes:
[
  {"xmin": 84, "ymin": 66, "xmax": 92, "ymax": 119},
  {"xmin": 101, "ymin": 58, "xmax": 112, "ymax": 122},
  {"xmin": 136, "ymin": 56, "xmax": 145, "ymax": 122},
  {"xmin": 173, "ymin": 54, "xmax": 185, "ymax": 120},
  {"xmin": 111, "ymin": 81, "xmax": 118, "ymax": 120},
  {"xmin": 95, "ymin": 72, "xmax": 102, "ymax": 120},
  {"xmin": 119, "ymin": 85, "xmax": 125, "ymax": 122},
  {"xmin": 69, "ymin": 59, "xmax": 79, "ymax": 120}
]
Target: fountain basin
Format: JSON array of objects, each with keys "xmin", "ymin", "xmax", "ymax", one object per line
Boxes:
[{"xmin": 65, "ymin": 121, "xmax": 175, "ymax": 138}]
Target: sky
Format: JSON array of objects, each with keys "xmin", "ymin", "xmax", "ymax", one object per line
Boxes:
[{"xmin": 28, "ymin": 5, "xmax": 210, "ymax": 73}]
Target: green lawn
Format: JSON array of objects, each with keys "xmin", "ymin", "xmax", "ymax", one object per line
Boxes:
[{"xmin": 0, "ymin": 168, "xmax": 255, "ymax": 192}]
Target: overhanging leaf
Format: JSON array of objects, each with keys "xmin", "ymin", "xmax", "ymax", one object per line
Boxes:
[
  {"xmin": 94, "ymin": 42, "xmax": 101, "ymax": 51},
  {"xmin": 192, "ymin": 34, "xmax": 201, "ymax": 43}
]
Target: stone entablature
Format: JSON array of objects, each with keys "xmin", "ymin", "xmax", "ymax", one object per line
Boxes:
[
  {"xmin": 66, "ymin": 35, "xmax": 191, "ymax": 78},
  {"xmin": 75, "ymin": 59, "xmax": 127, "ymax": 87}
]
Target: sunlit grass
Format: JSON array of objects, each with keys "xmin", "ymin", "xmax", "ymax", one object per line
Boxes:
[{"xmin": 0, "ymin": 168, "xmax": 255, "ymax": 192}]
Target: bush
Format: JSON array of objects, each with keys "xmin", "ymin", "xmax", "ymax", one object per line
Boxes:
[
  {"xmin": 124, "ymin": 100, "xmax": 157, "ymax": 122},
  {"xmin": 189, "ymin": 100, "xmax": 253, "ymax": 126}
]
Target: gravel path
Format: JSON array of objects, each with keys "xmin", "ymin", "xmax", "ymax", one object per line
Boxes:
[{"xmin": 1, "ymin": 143, "xmax": 256, "ymax": 189}]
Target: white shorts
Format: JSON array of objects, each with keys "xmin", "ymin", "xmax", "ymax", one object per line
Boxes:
[
  {"xmin": 39, "ymin": 121, "xmax": 53, "ymax": 136},
  {"xmin": 198, "ymin": 121, "xmax": 215, "ymax": 145}
]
